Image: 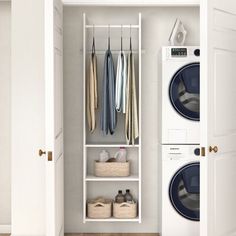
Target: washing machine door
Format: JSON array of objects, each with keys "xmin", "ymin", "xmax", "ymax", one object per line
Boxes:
[
  {"xmin": 169, "ymin": 62, "xmax": 200, "ymax": 121},
  {"xmin": 169, "ymin": 162, "xmax": 200, "ymax": 221}
]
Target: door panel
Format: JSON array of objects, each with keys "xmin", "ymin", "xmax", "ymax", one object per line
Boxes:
[
  {"xmin": 201, "ymin": 0, "xmax": 236, "ymax": 235},
  {"xmin": 214, "ymin": 10, "xmax": 236, "ymax": 32},
  {"xmin": 11, "ymin": 0, "xmax": 46, "ymax": 235},
  {"xmin": 55, "ymin": 49, "xmax": 63, "ymax": 139},
  {"xmin": 55, "ymin": 151, "xmax": 64, "ymax": 236},
  {"xmin": 214, "ymin": 154, "xmax": 236, "ymax": 236},
  {"xmin": 214, "ymin": 0, "xmax": 236, "ymax": 15},
  {"xmin": 45, "ymin": 0, "xmax": 64, "ymax": 236},
  {"xmin": 214, "ymin": 51, "xmax": 236, "ymax": 137}
]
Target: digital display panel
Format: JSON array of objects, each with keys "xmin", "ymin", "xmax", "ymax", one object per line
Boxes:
[{"xmin": 171, "ymin": 48, "xmax": 187, "ymax": 57}]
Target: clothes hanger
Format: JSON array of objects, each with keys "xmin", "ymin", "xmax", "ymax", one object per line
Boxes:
[
  {"xmin": 92, "ymin": 24, "xmax": 95, "ymax": 54},
  {"xmin": 121, "ymin": 24, "xmax": 123, "ymax": 51},
  {"xmin": 108, "ymin": 24, "xmax": 110, "ymax": 51},
  {"xmin": 130, "ymin": 24, "xmax": 132, "ymax": 53}
]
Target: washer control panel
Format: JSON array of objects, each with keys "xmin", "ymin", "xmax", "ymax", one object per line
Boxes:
[{"xmin": 163, "ymin": 145, "xmax": 200, "ymax": 161}]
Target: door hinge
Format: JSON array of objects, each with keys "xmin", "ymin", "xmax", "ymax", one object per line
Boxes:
[
  {"xmin": 201, "ymin": 147, "xmax": 206, "ymax": 157},
  {"xmin": 48, "ymin": 151, "xmax": 53, "ymax": 161}
]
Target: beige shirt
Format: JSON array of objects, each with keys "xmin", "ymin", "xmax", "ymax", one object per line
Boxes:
[
  {"xmin": 125, "ymin": 52, "xmax": 139, "ymax": 144},
  {"xmin": 86, "ymin": 53, "xmax": 98, "ymax": 133}
]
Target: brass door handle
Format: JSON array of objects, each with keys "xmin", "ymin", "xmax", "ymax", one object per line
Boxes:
[
  {"xmin": 209, "ymin": 146, "xmax": 218, "ymax": 153},
  {"xmin": 39, "ymin": 149, "xmax": 46, "ymax": 156}
]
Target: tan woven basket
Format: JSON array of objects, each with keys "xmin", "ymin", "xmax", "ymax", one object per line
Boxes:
[
  {"xmin": 87, "ymin": 199, "xmax": 112, "ymax": 219},
  {"xmin": 94, "ymin": 161, "xmax": 130, "ymax": 177},
  {"xmin": 113, "ymin": 202, "xmax": 137, "ymax": 219}
]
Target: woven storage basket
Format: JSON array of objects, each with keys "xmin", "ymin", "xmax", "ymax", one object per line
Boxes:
[
  {"xmin": 113, "ymin": 202, "xmax": 137, "ymax": 219},
  {"xmin": 94, "ymin": 161, "xmax": 130, "ymax": 177},
  {"xmin": 87, "ymin": 199, "xmax": 112, "ymax": 219}
]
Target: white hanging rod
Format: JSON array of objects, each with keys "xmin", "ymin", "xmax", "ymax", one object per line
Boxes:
[
  {"xmin": 81, "ymin": 49, "xmax": 145, "ymax": 54},
  {"xmin": 86, "ymin": 24, "xmax": 139, "ymax": 29}
]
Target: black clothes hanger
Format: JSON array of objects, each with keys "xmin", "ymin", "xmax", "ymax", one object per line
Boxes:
[
  {"xmin": 92, "ymin": 24, "xmax": 95, "ymax": 54},
  {"xmin": 130, "ymin": 24, "xmax": 132, "ymax": 52},
  {"xmin": 121, "ymin": 25, "xmax": 123, "ymax": 51},
  {"xmin": 108, "ymin": 24, "xmax": 110, "ymax": 51}
]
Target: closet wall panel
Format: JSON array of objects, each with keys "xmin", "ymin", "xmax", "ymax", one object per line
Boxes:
[
  {"xmin": 63, "ymin": 6, "xmax": 199, "ymax": 233},
  {"xmin": 0, "ymin": 2, "xmax": 11, "ymax": 226}
]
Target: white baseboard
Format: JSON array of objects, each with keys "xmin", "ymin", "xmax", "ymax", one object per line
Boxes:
[
  {"xmin": 10, "ymin": 235, "xmax": 44, "ymax": 236},
  {"xmin": 0, "ymin": 224, "xmax": 11, "ymax": 234}
]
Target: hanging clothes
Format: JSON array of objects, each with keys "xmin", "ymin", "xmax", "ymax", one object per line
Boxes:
[
  {"xmin": 115, "ymin": 51, "xmax": 127, "ymax": 113},
  {"xmin": 125, "ymin": 50, "xmax": 139, "ymax": 144},
  {"xmin": 86, "ymin": 39, "xmax": 98, "ymax": 133},
  {"xmin": 100, "ymin": 42, "xmax": 117, "ymax": 135}
]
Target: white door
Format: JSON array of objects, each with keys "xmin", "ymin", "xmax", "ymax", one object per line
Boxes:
[
  {"xmin": 45, "ymin": 0, "xmax": 64, "ymax": 236},
  {"xmin": 200, "ymin": 0, "xmax": 236, "ymax": 236}
]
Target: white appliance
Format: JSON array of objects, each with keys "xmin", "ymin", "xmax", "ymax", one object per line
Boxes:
[
  {"xmin": 159, "ymin": 145, "xmax": 200, "ymax": 236},
  {"xmin": 159, "ymin": 46, "xmax": 200, "ymax": 144}
]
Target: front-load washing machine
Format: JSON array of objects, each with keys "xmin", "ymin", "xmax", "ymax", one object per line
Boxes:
[
  {"xmin": 159, "ymin": 46, "xmax": 200, "ymax": 144},
  {"xmin": 159, "ymin": 145, "xmax": 200, "ymax": 236}
]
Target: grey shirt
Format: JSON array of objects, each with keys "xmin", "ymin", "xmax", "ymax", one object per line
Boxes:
[{"xmin": 100, "ymin": 49, "xmax": 117, "ymax": 135}]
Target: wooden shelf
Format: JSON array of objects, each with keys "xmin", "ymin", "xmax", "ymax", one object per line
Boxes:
[
  {"xmin": 86, "ymin": 175, "xmax": 140, "ymax": 182},
  {"xmin": 85, "ymin": 217, "xmax": 140, "ymax": 222}
]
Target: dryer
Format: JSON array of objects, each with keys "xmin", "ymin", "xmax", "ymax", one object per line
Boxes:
[
  {"xmin": 159, "ymin": 145, "xmax": 200, "ymax": 236},
  {"xmin": 159, "ymin": 46, "xmax": 200, "ymax": 144}
]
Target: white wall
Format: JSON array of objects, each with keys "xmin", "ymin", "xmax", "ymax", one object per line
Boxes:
[
  {"xmin": 63, "ymin": 6, "xmax": 200, "ymax": 233},
  {"xmin": 0, "ymin": 1, "xmax": 11, "ymax": 227}
]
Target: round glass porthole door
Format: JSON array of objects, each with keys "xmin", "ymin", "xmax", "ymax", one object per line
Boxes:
[
  {"xmin": 169, "ymin": 162, "xmax": 200, "ymax": 221},
  {"xmin": 169, "ymin": 63, "xmax": 200, "ymax": 121}
]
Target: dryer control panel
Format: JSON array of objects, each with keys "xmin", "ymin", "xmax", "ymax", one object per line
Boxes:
[
  {"xmin": 171, "ymin": 48, "xmax": 187, "ymax": 57},
  {"xmin": 162, "ymin": 46, "xmax": 200, "ymax": 61}
]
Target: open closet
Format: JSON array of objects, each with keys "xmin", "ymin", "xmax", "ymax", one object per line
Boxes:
[
  {"xmin": 63, "ymin": 4, "xmax": 199, "ymax": 233},
  {"xmin": 9, "ymin": 0, "xmax": 236, "ymax": 236}
]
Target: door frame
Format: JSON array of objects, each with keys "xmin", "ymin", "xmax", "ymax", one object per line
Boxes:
[{"xmin": 200, "ymin": 0, "xmax": 208, "ymax": 234}]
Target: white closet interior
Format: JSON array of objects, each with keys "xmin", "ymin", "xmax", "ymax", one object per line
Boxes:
[
  {"xmin": 0, "ymin": 1, "xmax": 11, "ymax": 233},
  {"xmin": 63, "ymin": 5, "xmax": 199, "ymax": 233}
]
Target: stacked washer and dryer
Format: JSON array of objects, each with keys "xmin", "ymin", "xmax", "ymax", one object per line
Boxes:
[{"xmin": 159, "ymin": 47, "xmax": 200, "ymax": 236}]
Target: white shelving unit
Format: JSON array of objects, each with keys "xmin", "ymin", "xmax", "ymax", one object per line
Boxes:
[
  {"xmin": 85, "ymin": 144, "xmax": 140, "ymax": 148},
  {"xmin": 85, "ymin": 217, "xmax": 140, "ymax": 222},
  {"xmin": 83, "ymin": 13, "xmax": 142, "ymax": 223},
  {"xmin": 85, "ymin": 175, "xmax": 140, "ymax": 182}
]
